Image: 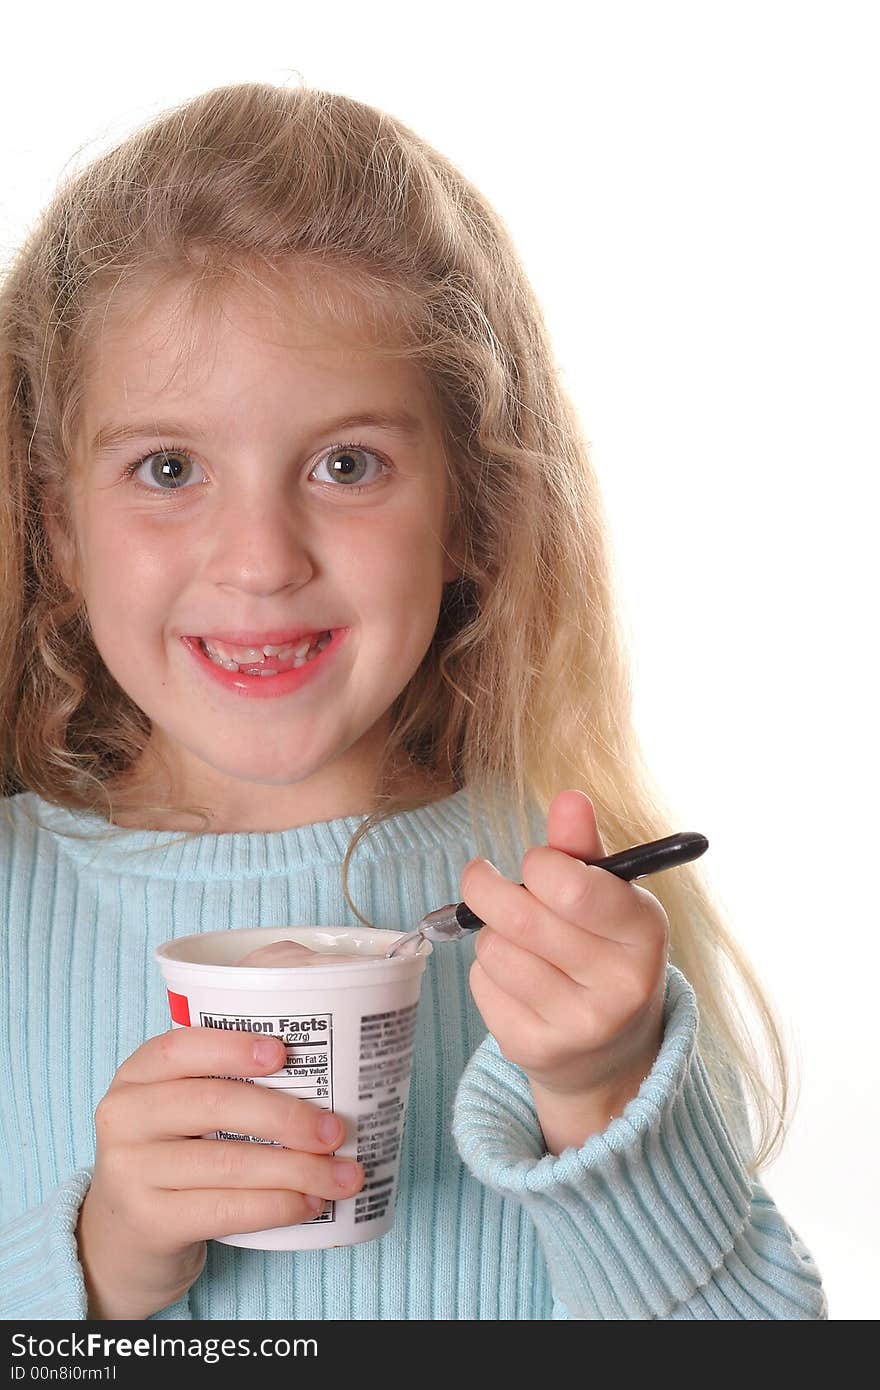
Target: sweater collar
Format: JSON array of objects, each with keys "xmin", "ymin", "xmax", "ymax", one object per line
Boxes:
[{"xmin": 17, "ymin": 786, "xmax": 478, "ymax": 879}]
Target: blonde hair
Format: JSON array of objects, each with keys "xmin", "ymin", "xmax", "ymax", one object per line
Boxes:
[{"xmin": 0, "ymin": 80, "xmax": 789, "ymax": 1170}]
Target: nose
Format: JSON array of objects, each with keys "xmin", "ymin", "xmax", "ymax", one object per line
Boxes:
[{"xmin": 206, "ymin": 489, "xmax": 315, "ymax": 596}]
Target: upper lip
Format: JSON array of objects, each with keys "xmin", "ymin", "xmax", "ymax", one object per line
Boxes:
[{"xmin": 188, "ymin": 627, "xmax": 339, "ymax": 648}]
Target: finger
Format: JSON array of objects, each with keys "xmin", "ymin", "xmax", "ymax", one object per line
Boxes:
[
  {"xmin": 157, "ymin": 1185, "xmax": 328, "ymax": 1246},
  {"xmin": 474, "ymin": 925, "xmax": 662, "ymax": 1050},
  {"xmin": 98, "ymin": 1075, "xmax": 346, "ymax": 1153},
  {"xmin": 546, "ymin": 788, "xmax": 607, "ymax": 861},
  {"xmin": 461, "ymin": 858, "xmax": 654, "ymax": 986},
  {"xmin": 144, "ymin": 1139, "xmax": 364, "ymax": 1201},
  {"xmin": 541, "ymin": 787, "xmax": 651, "ymax": 946},
  {"xmin": 520, "ymin": 846, "xmax": 663, "ymax": 947},
  {"xmin": 474, "ymin": 927, "xmax": 587, "ymax": 1027},
  {"xmin": 116, "ymin": 1027, "xmax": 287, "ymax": 1087},
  {"xmin": 468, "ymin": 960, "xmax": 560, "ymax": 1075},
  {"xmin": 541, "ymin": 792, "xmax": 668, "ymax": 957}
]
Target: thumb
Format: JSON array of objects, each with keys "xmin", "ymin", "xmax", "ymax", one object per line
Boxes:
[{"xmin": 545, "ymin": 789, "xmax": 607, "ymax": 864}]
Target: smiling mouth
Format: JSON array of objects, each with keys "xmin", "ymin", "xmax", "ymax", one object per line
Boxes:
[{"xmin": 197, "ymin": 631, "xmax": 333, "ymax": 675}]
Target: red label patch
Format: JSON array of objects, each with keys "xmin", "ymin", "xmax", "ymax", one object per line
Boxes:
[{"xmin": 167, "ymin": 989, "xmax": 191, "ymax": 1026}]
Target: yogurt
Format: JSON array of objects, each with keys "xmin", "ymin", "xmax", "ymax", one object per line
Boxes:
[{"xmin": 234, "ymin": 939, "xmax": 366, "ymax": 968}]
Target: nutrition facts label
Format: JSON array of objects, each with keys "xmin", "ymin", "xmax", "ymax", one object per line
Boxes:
[
  {"xmin": 201, "ymin": 1008, "xmax": 336, "ymax": 1223},
  {"xmin": 196, "ymin": 993, "xmax": 421, "ymax": 1233},
  {"xmin": 353, "ymin": 1000, "xmax": 419, "ymax": 1226}
]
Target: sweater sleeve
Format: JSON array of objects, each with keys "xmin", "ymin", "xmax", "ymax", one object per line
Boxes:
[
  {"xmin": 0, "ymin": 1170, "xmax": 192, "ymax": 1321},
  {"xmin": 0, "ymin": 1170, "xmax": 93, "ymax": 1319},
  {"xmin": 451, "ymin": 964, "xmax": 827, "ymax": 1320}
]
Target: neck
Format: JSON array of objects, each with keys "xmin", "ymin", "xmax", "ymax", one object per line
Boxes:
[{"xmin": 102, "ymin": 758, "xmax": 457, "ymax": 834}]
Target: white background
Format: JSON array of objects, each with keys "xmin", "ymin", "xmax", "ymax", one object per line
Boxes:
[{"xmin": 2, "ymin": 0, "xmax": 876, "ymax": 1320}]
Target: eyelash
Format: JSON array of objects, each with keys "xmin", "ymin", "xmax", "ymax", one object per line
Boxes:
[{"xmin": 120, "ymin": 440, "xmax": 390, "ymax": 496}]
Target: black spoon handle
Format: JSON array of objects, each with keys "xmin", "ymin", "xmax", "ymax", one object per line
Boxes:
[{"xmin": 452, "ymin": 831, "xmax": 709, "ymax": 932}]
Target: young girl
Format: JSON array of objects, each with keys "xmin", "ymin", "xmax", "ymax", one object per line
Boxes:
[{"xmin": 0, "ymin": 81, "xmax": 825, "ymax": 1321}]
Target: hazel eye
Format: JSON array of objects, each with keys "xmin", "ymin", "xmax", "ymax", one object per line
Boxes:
[
  {"xmin": 310, "ymin": 444, "xmax": 386, "ymax": 489},
  {"xmin": 129, "ymin": 449, "xmax": 204, "ymax": 490},
  {"xmin": 122, "ymin": 439, "xmax": 390, "ymax": 497}
]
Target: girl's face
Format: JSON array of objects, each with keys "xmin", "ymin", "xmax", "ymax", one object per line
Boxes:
[{"xmin": 61, "ymin": 278, "xmax": 459, "ymax": 830}]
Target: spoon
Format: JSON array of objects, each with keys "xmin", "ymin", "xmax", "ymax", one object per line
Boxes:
[{"xmin": 385, "ymin": 830, "xmax": 709, "ymax": 957}]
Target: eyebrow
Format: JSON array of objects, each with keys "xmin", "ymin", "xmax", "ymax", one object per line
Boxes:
[{"xmin": 90, "ymin": 409, "xmax": 426, "ymax": 454}]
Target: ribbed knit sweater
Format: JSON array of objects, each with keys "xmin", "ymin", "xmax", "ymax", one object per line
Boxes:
[{"xmin": 0, "ymin": 788, "xmax": 826, "ymax": 1320}]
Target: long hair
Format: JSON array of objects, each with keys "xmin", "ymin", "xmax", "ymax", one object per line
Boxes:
[{"xmin": 0, "ymin": 81, "xmax": 788, "ymax": 1169}]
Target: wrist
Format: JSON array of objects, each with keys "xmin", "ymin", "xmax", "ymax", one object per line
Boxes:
[
  {"xmin": 76, "ymin": 1190, "xmax": 204, "ymax": 1320},
  {"xmin": 528, "ymin": 1019, "xmax": 664, "ymax": 1156},
  {"xmin": 529, "ymin": 1072, "xmax": 643, "ymax": 1156}
]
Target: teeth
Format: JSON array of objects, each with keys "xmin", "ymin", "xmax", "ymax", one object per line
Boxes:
[
  {"xmin": 199, "ymin": 632, "xmax": 332, "ymax": 674},
  {"xmin": 203, "ymin": 637, "xmax": 316, "ymax": 665},
  {"xmin": 263, "ymin": 641, "xmax": 309, "ymax": 659}
]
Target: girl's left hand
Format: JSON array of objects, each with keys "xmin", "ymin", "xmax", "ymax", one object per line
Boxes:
[{"xmin": 462, "ymin": 789, "xmax": 670, "ymax": 1152}]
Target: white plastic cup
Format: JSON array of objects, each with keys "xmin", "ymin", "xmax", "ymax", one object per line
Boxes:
[{"xmin": 154, "ymin": 925, "xmax": 432, "ymax": 1250}]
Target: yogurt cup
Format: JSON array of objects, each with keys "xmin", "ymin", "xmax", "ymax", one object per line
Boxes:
[{"xmin": 154, "ymin": 925, "xmax": 432, "ymax": 1250}]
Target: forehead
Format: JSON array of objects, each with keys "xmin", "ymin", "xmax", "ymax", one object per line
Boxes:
[{"xmin": 82, "ymin": 266, "xmax": 432, "ymax": 415}]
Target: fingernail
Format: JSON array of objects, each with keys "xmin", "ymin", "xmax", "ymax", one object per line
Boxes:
[
  {"xmin": 334, "ymin": 1160, "xmax": 360, "ymax": 1188},
  {"xmin": 318, "ymin": 1114, "xmax": 342, "ymax": 1145},
  {"xmin": 253, "ymin": 1039, "xmax": 283, "ymax": 1065},
  {"xmin": 306, "ymin": 1195, "xmax": 324, "ymax": 1214}
]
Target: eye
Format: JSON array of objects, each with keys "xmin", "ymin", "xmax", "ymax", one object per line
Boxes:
[
  {"xmin": 124, "ymin": 446, "xmax": 204, "ymax": 491},
  {"xmin": 122, "ymin": 440, "xmax": 390, "ymax": 496},
  {"xmin": 309, "ymin": 443, "xmax": 388, "ymax": 491}
]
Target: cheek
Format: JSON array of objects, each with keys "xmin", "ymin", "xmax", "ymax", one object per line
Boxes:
[
  {"xmin": 340, "ymin": 500, "xmax": 446, "ymax": 579},
  {"xmin": 351, "ymin": 529, "xmax": 444, "ymax": 636},
  {"xmin": 78, "ymin": 516, "xmax": 180, "ymax": 633}
]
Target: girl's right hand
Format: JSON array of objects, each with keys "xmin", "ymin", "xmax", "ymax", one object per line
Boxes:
[{"xmin": 76, "ymin": 1029, "xmax": 364, "ymax": 1319}]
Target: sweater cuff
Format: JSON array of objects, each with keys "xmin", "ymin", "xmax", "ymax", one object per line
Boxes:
[
  {"xmin": 0, "ymin": 1169, "xmax": 93, "ymax": 1319},
  {"xmin": 452, "ymin": 964, "xmax": 754, "ymax": 1320}
]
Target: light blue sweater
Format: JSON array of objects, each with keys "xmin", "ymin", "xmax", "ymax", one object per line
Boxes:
[{"xmin": 0, "ymin": 788, "xmax": 826, "ymax": 1320}]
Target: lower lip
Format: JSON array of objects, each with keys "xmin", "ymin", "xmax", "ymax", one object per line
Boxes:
[{"xmin": 181, "ymin": 629, "xmax": 348, "ymax": 700}]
